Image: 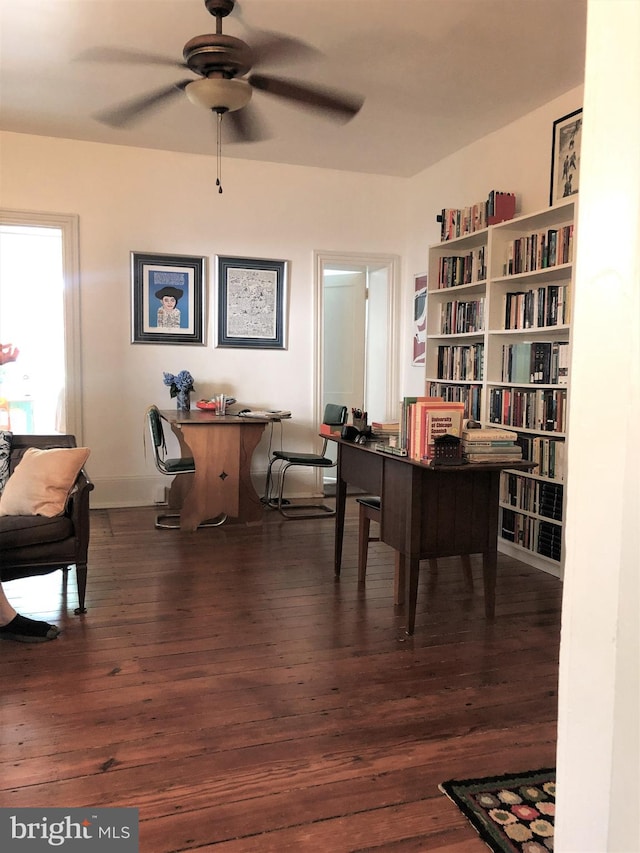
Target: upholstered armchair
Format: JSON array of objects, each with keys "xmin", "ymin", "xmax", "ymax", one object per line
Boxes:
[{"xmin": 0, "ymin": 434, "xmax": 93, "ymax": 614}]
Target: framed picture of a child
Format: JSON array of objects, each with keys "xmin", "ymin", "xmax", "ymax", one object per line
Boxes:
[{"xmin": 131, "ymin": 251, "xmax": 205, "ymax": 345}]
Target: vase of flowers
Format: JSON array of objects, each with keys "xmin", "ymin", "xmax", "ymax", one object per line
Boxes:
[{"xmin": 163, "ymin": 370, "xmax": 195, "ymax": 411}]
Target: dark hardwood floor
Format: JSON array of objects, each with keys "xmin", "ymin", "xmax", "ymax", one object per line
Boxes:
[{"xmin": 0, "ymin": 500, "xmax": 562, "ymax": 852}]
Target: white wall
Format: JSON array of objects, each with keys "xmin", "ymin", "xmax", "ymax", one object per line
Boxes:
[
  {"xmin": 555, "ymin": 1, "xmax": 640, "ymax": 849},
  {"xmin": 0, "ymin": 131, "xmax": 407, "ymax": 505}
]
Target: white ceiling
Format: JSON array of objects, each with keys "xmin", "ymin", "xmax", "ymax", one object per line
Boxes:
[{"xmin": 0, "ymin": 0, "xmax": 587, "ymax": 178}]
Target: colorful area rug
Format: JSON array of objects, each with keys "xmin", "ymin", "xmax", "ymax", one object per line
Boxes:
[{"xmin": 439, "ymin": 768, "xmax": 556, "ymax": 852}]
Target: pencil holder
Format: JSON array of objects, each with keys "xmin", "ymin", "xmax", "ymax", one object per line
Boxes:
[{"xmin": 352, "ymin": 415, "xmax": 368, "ymax": 432}]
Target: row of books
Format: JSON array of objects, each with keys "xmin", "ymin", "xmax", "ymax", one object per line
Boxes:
[
  {"xmin": 501, "ymin": 341, "xmax": 570, "ymax": 385},
  {"xmin": 436, "ymin": 248, "xmax": 486, "ymax": 288},
  {"xmin": 489, "ymin": 387, "xmax": 567, "ymax": 432},
  {"xmin": 399, "ymin": 397, "xmax": 464, "ymax": 461},
  {"xmin": 436, "ymin": 343, "xmax": 484, "ymax": 382},
  {"xmin": 427, "ymin": 382, "xmax": 482, "ymax": 422},
  {"xmin": 437, "ymin": 298, "xmax": 485, "ymax": 334},
  {"xmin": 502, "ymin": 224, "xmax": 573, "ymax": 275},
  {"xmin": 462, "ymin": 426, "xmax": 522, "ymax": 463},
  {"xmin": 516, "ymin": 435, "xmax": 566, "ymax": 481},
  {"xmin": 503, "ymin": 284, "xmax": 570, "ymax": 330},
  {"xmin": 501, "ymin": 473, "xmax": 564, "ymax": 520},
  {"xmin": 501, "ymin": 509, "xmax": 562, "ymax": 562},
  {"xmin": 438, "ymin": 191, "xmax": 516, "ymax": 242}
]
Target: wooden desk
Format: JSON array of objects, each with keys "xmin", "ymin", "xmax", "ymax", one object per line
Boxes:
[
  {"xmin": 330, "ymin": 437, "xmax": 535, "ymax": 634},
  {"xmin": 161, "ymin": 410, "xmax": 269, "ymax": 531}
]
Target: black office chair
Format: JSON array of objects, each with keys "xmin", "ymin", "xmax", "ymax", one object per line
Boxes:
[
  {"xmin": 265, "ymin": 403, "xmax": 348, "ymax": 518},
  {"xmin": 145, "ymin": 405, "xmax": 226, "ymax": 529}
]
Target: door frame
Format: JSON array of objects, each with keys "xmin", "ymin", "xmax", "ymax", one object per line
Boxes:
[
  {"xmin": 313, "ymin": 250, "xmax": 400, "ymax": 484},
  {"xmin": 0, "ymin": 208, "xmax": 83, "ymax": 440}
]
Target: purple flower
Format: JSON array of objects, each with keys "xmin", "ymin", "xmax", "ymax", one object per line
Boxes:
[{"xmin": 163, "ymin": 370, "xmax": 195, "ymax": 397}]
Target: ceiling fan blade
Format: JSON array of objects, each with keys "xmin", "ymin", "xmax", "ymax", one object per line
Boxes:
[
  {"xmin": 250, "ymin": 32, "xmax": 322, "ymax": 67},
  {"xmin": 232, "ymin": 1, "xmax": 320, "ymax": 66},
  {"xmin": 248, "ymin": 74, "xmax": 364, "ymax": 121},
  {"xmin": 222, "ymin": 104, "xmax": 271, "ymax": 143},
  {"xmin": 94, "ymin": 81, "xmax": 192, "ymax": 128},
  {"xmin": 76, "ymin": 46, "xmax": 189, "ymax": 70}
]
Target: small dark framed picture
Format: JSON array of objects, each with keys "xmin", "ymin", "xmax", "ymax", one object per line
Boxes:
[
  {"xmin": 549, "ymin": 108, "xmax": 583, "ymax": 206},
  {"xmin": 216, "ymin": 256, "xmax": 288, "ymax": 349},
  {"xmin": 131, "ymin": 251, "xmax": 205, "ymax": 345}
]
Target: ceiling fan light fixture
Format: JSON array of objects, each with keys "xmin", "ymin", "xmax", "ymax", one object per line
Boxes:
[{"xmin": 185, "ymin": 77, "xmax": 252, "ymax": 112}]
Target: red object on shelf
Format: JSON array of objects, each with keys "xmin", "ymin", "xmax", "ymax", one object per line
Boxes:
[{"xmin": 487, "ymin": 191, "xmax": 516, "ymax": 225}]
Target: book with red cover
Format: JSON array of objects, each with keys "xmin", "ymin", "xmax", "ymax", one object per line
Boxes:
[
  {"xmin": 421, "ymin": 402, "xmax": 465, "ymax": 460},
  {"xmin": 487, "ymin": 191, "xmax": 516, "ymax": 225}
]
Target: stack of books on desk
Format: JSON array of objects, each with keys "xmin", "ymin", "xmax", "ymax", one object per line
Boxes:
[
  {"xmin": 370, "ymin": 421, "xmax": 400, "ymax": 442},
  {"xmin": 462, "ymin": 427, "xmax": 522, "ymax": 463}
]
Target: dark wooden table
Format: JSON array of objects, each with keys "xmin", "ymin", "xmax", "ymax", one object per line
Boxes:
[
  {"xmin": 330, "ymin": 436, "xmax": 535, "ymax": 634},
  {"xmin": 161, "ymin": 410, "xmax": 269, "ymax": 531}
]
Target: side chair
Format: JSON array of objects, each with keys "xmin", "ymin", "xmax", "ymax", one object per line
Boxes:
[
  {"xmin": 145, "ymin": 405, "xmax": 226, "ymax": 530},
  {"xmin": 265, "ymin": 403, "xmax": 348, "ymax": 519},
  {"xmin": 356, "ymin": 495, "xmax": 474, "ymax": 604}
]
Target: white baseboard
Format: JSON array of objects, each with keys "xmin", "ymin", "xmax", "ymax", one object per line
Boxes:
[{"xmin": 88, "ymin": 468, "xmax": 326, "ymax": 509}]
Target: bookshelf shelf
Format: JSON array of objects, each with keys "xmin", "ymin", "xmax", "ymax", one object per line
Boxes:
[
  {"xmin": 489, "ymin": 326, "xmax": 570, "ymax": 338},
  {"xmin": 426, "ymin": 198, "xmax": 576, "ymax": 578},
  {"xmin": 499, "ymin": 501, "xmax": 564, "ymax": 526},
  {"xmin": 429, "ymin": 280, "xmax": 487, "ymax": 295},
  {"xmin": 491, "ymin": 263, "xmax": 572, "ymax": 285},
  {"xmin": 429, "ymin": 331, "xmax": 485, "ymax": 339}
]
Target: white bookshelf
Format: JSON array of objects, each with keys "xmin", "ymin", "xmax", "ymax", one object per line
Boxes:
[{"xmin": 426, "ymin": 198, "xmax": 576, "ymax": 577}]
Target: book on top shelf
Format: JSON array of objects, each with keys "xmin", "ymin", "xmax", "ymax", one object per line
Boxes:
[{"xmin": 437, "ymin": 190, "xmax": 516, "ymax": 241}]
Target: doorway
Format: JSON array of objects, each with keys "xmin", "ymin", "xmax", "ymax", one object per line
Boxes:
[
  {"xmin": 0, "ymin": 210, "xmax": 82, "ymax": 438},
  {"xmin": 314, "ymin": 251, "xmax": 400, "ymax": 486}
]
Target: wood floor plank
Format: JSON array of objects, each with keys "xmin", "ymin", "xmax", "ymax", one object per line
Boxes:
[{"xmin": 0, "ymin": 502, "xmax": 562, "ymax": 851}]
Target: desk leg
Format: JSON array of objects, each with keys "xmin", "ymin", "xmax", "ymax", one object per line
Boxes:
[
  {"xmin": 461, "ymin": 554, "xmax": 474, "ymax": 592},
  {"xmin": 394, "ymin": 552, "xmax": 405, "ymax": 606},
  {"xmin": 482, "ymin": 550, "xmax": 497, "ymax": 619},
  {"xmin": 334, "ymin": 465, "xmax": 347, "ymax": 576},
  {"xmin": 406, "ymin": 556, "xmax": 420, "ymax": 635}
]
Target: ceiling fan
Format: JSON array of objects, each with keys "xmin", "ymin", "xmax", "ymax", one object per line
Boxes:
[{"xmin": 84, "ymin": 0, "xmax": 364, "ymax": 190}]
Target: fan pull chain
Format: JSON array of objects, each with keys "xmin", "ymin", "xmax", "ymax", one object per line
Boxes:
[{"xmin": 216, "ymin": 110, "xmax": 223, "ymax": 194}]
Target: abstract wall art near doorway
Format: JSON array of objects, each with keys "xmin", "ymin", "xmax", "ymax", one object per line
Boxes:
[
  {"xmin": 412, "ymin": 273, "xmax": 427, "ymax": 366},
  {"xmin": 131, "ymin": 251, "xmax": 205, "ymax": 345}
]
